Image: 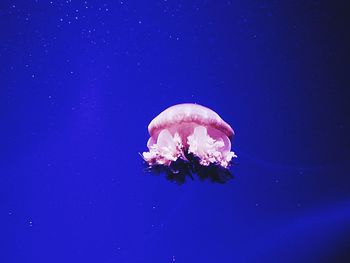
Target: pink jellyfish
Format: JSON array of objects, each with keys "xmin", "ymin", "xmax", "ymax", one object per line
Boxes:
[{"xmin": 142, "ymin": 103, "xmax": 237, "ymax": 183}]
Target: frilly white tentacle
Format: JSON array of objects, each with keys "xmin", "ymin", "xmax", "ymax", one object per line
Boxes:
[
  {"xmin": 143, "ymin": 126, "xmax": 236, "ymax": 168},
  {"xmin": 187, "ymin": 126, "xmax": 236, "ymax": 168},
  {"xmin": 142, "ymin": 129, "xmax": 185, "ymax": 166}
]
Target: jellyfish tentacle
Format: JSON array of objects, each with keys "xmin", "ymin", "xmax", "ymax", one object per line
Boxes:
[
  {"xmin": 142, "ymin": 129, "xmax": 186, "ymax": 166},
  {"xmin": 187, "ymin": 126, "xmax": 237, "ymax": 168}
]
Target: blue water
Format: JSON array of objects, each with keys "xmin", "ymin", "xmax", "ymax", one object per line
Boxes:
[{"xmin": 1, "ymin": 1, "xmax": 349, "ymax": 262}]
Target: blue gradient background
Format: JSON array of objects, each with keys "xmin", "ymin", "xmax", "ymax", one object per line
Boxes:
[{"xmin": 1, "ymin": 1, "xmax": 349, "ymax": 262}]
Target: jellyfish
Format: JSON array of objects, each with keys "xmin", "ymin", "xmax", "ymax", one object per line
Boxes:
[{"xmin": 142, "ymin": 103, "xmax": 237, "ymax": 183}]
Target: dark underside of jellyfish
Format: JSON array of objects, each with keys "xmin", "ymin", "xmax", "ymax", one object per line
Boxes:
[{"xmin": 143, "ymin": 151, "xmax": 234, "ymax": 184}]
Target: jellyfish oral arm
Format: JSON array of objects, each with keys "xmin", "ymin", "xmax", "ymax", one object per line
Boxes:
[
  {"xmin": 142, "ymin": 125, "xmax": 236, "ymax": 168},
  {"xmin": 142, "ymin": 129, "xmax": 186, "ymax": 166},
  {"xmin": 187, "ymin": 126, "xmax": 236, "ymax": 168}
]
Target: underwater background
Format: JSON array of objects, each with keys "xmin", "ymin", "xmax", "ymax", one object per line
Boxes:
[{"xmin": 1, "ymin": 1, "xmax": 349, "ymax": 262}]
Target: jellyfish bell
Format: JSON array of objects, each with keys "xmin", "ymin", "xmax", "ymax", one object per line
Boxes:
[{"xmin": 142, "ymin": 103, "xmax": 237, "ymax": 183}]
